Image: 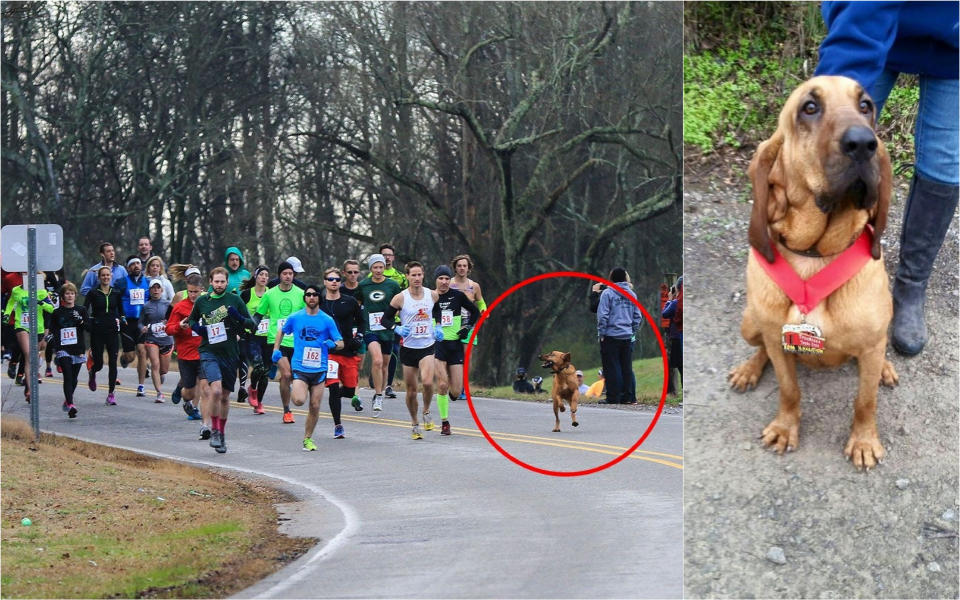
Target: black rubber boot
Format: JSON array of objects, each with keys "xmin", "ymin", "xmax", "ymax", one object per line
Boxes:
[{"xmin": 891, "ymin": 174, "xmax": 959, "ymax": 356}]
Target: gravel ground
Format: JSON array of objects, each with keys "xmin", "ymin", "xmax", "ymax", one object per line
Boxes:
[{"xmin": 682, "ymin": 170, "xmax": 959, "ymax": 599}]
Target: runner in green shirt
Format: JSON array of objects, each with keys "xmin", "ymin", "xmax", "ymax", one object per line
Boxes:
[
  {"xmin": 254, "ymin": 261, "xmax": 306, "ymax": 423},
  {"xmin": 357, "ymin": 253, "xmax": 401, "ymax": 415}
]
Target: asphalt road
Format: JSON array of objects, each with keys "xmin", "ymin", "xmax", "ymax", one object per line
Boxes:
[{"xmin": 1, "ymin": 371, "xmax": 682, "ymax": 598}]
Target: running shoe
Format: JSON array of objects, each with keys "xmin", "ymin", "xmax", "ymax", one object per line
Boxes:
[
  {"xmin": 67, "ymin": 404, "xmax": 78, "ymax": 419},
  {"xmin": 154, "ymin": 392, "xmax": 164, "ymax": 403},
  {"xmin": 209, "ymin": 430, "xmax": 222, "ymax": 449},
  {"xmin": 88, "ymin": 372, "xmax": 97, "ymax": 391},
  {"xmin": 302, "ymin": 437, "xmax": 317, "ymax": 451},
  {"xmin": 385, "ymin": 385, "xmax": 397, "ymax": 398},
  {"xmin": 351, "ymin": 395, "xmax": 363, "ymax": 411},
  {"xmin": 62, "ymin": 402, "xmax": 70, "ymax": 413},
  {"xmin": 7, "ymin": 361, "xmax": 17, "ymax": 379},
  {"xmin": 411, "ymin": 426, "xmax": 423, "ymax": 440},
  {"xmin": 199, "ymin": 425, "xmax": 211, "ymax": 440},
  {"xmin": 45, "ymin": 365, "xmax": 53, "ymax": 378},
  {"xmin": 115, "ymin": 379, "xmax": 121, "ymax": 387},
  {"xmin": 136, "ymin": 384, "xmax": 146, "ymax": 397},
  {"xmin": 441, "ymin": 420, "xmax": 451, "ymax": 436},
  {"xmin": 56, "ymin": 364, "xmax": 62, "ymax": 374},
  {"xmin": 216, "ymin": 432, "xmax": 226, "ymax": 454},
  {"xmin": 85, "ymin": 351, "xmax": 93, "ymax": 372},
  {"xmin": 247, "ymin": 387, "xmax": 258, "ymax": 408},
  {"xmin": 171, "ymin": 385, "xmax": 182, "ymax": 405},
  {"xmin": 372, "ymin": 394, "xmax": 383, "ymax": 416},
  {"xmin": 422, "ymin": 413, "xmax": 435, "ymax": 431},
  {"xmin": 334, "ymin": 424, "xmax": 345, "ymax": 439},
  {"xmin": 237, "ymin": 387, "xmax": 248, "ymax": 403},
  {"xmin": 188, "ymin": 407, "xmax": 202, "ymax": 420},
  {"xmin": 182, "ymin": 401, "xmax": 197, "ymax": 418},
  {"xmin": 15, "ymin": 372, "xmax": 24, "ymax": 386},
  {"xmin": 458, "ymin": 390, "xmax": 466, "ymax": 401},
  {"xmin": 282, "ymin": 411, "xmax": 295, "ymax": 424},
  {"xmin": 105, "ymin": 393, "xmax": 116, "ymax": 406},
  {"xmin": 253, "ymin": 404, "xmax": 265, "ymax": 415}
]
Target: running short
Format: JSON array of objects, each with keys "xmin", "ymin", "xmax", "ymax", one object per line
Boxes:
[
  {"xmin": 292, "ymin": 369, "xmax": 326, "ymax": 387},
  {"xmin": 327, "ymin": 354, "xmax": 360, "ymax": 388},
  {"xmin": 364, "ymin": 333, "xmax": 393, "ymax": 355},
  {"xmin": 145, "ymin": 342, "xmax": 173, "ymax": 355},
  {"xmin": 400, "ymin": 344, "xmax": 435, "ymax": 368},
  {"xmin": 120, "ymin": 317, "xmax": 142, "ymax": 353},
  {"xmin": 433, "ymin": 340, "xmax": 464, "ymax": 365},
  {"xmin": 199, "ymin": 352, "xmax": 238, "ymax": 392},
  {"xmin": 178, "ymin": 358, "xmax": 201, "ymax": 389}
]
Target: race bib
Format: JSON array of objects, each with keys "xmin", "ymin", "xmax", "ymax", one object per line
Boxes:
[
  {"xmin": 150, "ymin": 322, "xmax": 166, "ymax": 335},
  {"xmin": 60, "ymin": 327, "xmax": 78, "ymax": 346},
  {"xmin": 276, "ymin": 318, "xmax": 287, "ymax": 335},
  {"xmin": 369, "ymin": 311, "xmax": 385, "ymax": 331},
  {"xmin": 256, "ymin": 318, "xmax": 270, "ymax": 335},
  {"xmin": 206, "ymin": 322, "xmax": 227, "ymax": 344},
  {"xmin": 129, "ymin": 288, "xmax": 145, "ymax": 305},
  {"xmin": 19, "ymin": 312, "xmax": 29, "ymax": 328},
  {"xmin": 440, "ymin": 310, "xmax": 454, "ymax": 327},
  {"xmin": 302, "ymin": 346, "xmax": 322, "ymax": 369},
  {"xmin": 411, "ymin": 321, "xmax": 432, "ymax": 338},
  {"xmin": 325, "ymin": 359, "xmax": 340, "ymax": 380}
]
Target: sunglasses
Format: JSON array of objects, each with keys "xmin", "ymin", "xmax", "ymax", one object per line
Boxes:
[
  {"xmin": 325, "ymin": 277, "xmax": 341, "ymax": 282},
  {"xmin": 303, "ymin": 292, "xmax": 320, "ymax": 297}
]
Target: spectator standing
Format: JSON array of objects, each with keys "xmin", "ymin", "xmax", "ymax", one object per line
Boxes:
[{"xmin": 596, "ymin": 267, "xmax": 642, "ymax": 404}]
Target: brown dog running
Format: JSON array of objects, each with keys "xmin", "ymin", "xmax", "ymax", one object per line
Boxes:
[
  {"xmin": 728, "ymin": 75, "xmax": 899, "ymax": 470},
  {"xmin": 539, "ymin": 351, "xmax": 580, "ymax": 432}
]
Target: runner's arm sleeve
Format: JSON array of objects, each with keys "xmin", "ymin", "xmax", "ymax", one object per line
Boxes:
[
  {"xmin": 380, "ymin": 304, "xmax": 398, "ymax": 330},
  {"xmin": 353, "ymin": 300, "xmax": 366, "ymax": 335}
]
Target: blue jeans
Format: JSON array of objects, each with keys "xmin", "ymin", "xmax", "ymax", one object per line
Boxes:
[{"xmin": 871, "ymin": 70, "xmax": 959, "ymax": 185}]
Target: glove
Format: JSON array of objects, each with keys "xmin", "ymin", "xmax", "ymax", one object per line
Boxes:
[
  {"xmin": 434, "ymin": 327, "xmax": 445, "ymax": 342},
  {"xmin": 457, "ymin": 327, "xmax": 471, "ymax": 341},
  {"xmin": 324, "ymin": 339, "xmax": 338, "ymax": 350},
  {"xmin": 271, "ymin": 349, "xmax": 283, "ymax": 363},
  {"xmin": 348, "ymin": 333, "xmax": 364, "ymax": 351},
  {"xmin": 396, "ymin": 325, "xmax": 411, "ymax": 337},
  {"xmin": 43, "ymin": 333, "xmax": 54, "ymax": 344},
  {"xmin": 227, "ymin": 306, "xmax": 243, "ymax": 322}
]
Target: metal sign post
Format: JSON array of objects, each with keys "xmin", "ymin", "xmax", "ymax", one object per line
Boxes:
[{"xmin": 1, "ymin": 224, "xmax": 63, "ymax": 438}]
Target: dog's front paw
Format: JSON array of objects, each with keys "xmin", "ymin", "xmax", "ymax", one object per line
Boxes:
[
  {"xmin": 844, "ymin": 430, "xmax": 885, "ymax": 470},
  {"xmin": 559, "ymin": 404, "xmax": 566, "ymax": 412},
  {"xmin": 729, "ymin": 361, "xmax": 761, "ymax": 391},
  {"xmin": 761, "ymin": 416, "xmax": 799, "ymax": 454},
  {"xmin": 880, "ymin": 360, "xmax": 899, "ymax": 387}
]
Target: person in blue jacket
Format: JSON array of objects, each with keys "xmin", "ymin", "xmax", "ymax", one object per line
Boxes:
[{"xmin": 815, "ymin": 1, "xmax": 959, "ymax": 356}]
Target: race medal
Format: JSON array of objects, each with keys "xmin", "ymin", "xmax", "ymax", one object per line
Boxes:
[
  {"xmin": 302, "ymin": 346, "xmax": 322, "ymax": 369},
  {"xmin": 440, "ymin": 310, "xmax": 454, "ymax": 328},
  {"xmin": 150, "ymin": 322, "xmax": 166, "ymax": 335},
  {"xmin": 781, "ymin": 323, "xmax": 825, "ymax": 355},
  {"xmin": 206, "ymin": 322, "xmax": 227, "ymax": 344},
  {"xmin": 60, "ymin": 326, "xmax": 78, "ymax": 346},
  {"xmin": 256, "ymin": 318, "xmax": 270, "ymax": 335},
  {"xmin": 369, "ymin": 311, "xmax": 385, "ymax": 331},
  {"xmin": 130, "ymin": 288, "xmax": 145, "ymax": 305},
  {"xmin": 326, "ymin": 359, "xmax": 340, "ymax": 381}
]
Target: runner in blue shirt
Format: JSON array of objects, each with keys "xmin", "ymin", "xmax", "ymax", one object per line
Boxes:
[{"xmin": 273, "ymin": 283, "xmax": 343, "ymax": 452}]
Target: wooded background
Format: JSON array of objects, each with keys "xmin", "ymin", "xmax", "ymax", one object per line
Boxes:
[{"xmin": 2, "ymin": 2, "xmax": 682, "ymax": 384}]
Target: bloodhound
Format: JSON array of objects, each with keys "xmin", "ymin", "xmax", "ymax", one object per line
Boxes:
[
  {"xmin": 539, "ymin": 351, "xmax": 580, "ymax": 432},
  {"xmin": 728, "ymin": 75, "xmax": 899, "ymax": 470}
]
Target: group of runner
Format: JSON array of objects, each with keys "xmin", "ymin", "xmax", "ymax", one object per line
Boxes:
[{"xmin": 4, "ymin": 239, "xmax": 487, "ymax": 452}]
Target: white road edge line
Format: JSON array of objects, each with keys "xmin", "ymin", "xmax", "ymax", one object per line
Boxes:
[{"xmin": 39, "ymin": 430, "xmax": 358, "ymax": 599}]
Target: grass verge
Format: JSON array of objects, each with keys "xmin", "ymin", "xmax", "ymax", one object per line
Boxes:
[
  {"xmin": 469, "ymin": 357, "xmax": 680, "ymax": 405},
  {"xmin": 0, "ymin": 417, "xmax": 315, "ymax": 599}
]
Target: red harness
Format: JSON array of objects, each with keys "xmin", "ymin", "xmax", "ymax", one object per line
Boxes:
[{"xmin": 753, "ymin": 226, "xmax": 874, "ymax": 315}]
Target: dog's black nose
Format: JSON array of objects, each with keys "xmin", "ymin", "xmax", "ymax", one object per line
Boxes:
[{"xmin": 841, "ymin": 125, "xmax": 877, "ymax": 162}]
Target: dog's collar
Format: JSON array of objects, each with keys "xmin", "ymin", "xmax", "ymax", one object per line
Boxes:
[
  {"xmin": 777, "ymin": 227, "xmax": 863, "ymax": 258},
  {"xmin": 754, "ymin": 226, "xmax": 874, "ymax": 315}
]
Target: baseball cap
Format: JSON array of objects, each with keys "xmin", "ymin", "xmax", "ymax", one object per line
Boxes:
[
  {"xmin": 516, "ymin": 367, "xmax": 526, "ymax": 375},
  {"xmin": 598, "ymin": 368, "xmax": 604, "ymax": 377},
  {"xmin": 184, "ymin": 266, "xmax": 201, "ymax": 278},
  {"xmin": 368, "ymin": 254, "xmax": 386, "ymax": 269},
  {"xmin": 575, "ymin": 370, "xmax": 583, "ymax": 376},
  {"xmin": 434, "ymin": 265, "xmax": 453, "ymax": 279},
  {"xmin": 286, "ymin": 256, "xmax": 305, "ymax": 273},
  {"xmin": 149, "ymin": 279, "xmax": 162, "ymax": 288}
]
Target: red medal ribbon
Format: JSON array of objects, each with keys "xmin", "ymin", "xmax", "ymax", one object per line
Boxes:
[{"xmin": 753, "ymin": 227, "xmax": 874, "ymax": 315}]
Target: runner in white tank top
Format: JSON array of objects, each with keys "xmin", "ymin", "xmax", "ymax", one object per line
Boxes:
[{"xmin": 383, "ymin": 262, "xmax": 441, "ymax": 439}]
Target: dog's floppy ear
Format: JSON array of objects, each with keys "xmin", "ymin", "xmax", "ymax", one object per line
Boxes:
[
  {"xmin": 869, "ymin": 144, "xmax": 892, "ymax": 259},
  {"xmin": 748, "ymin": 132, "xmax": 784, "ymax": 263}
]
